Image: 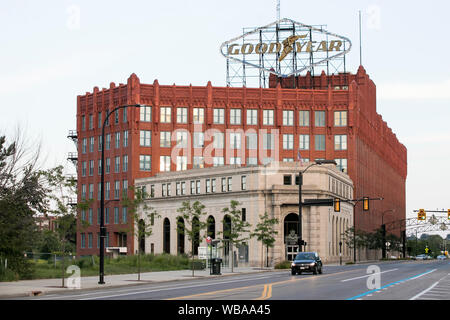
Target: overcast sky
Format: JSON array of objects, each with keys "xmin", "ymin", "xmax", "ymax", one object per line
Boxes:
[{"xmin": 1, "ymin": 0, "xmax": 449, "ymax": 237}]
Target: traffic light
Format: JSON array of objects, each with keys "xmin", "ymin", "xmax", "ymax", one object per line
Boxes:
[
  {"xmin": 363, "ymin": 197, "xmax": 369, "ymax": 211},
  {"xmin": 418, "ymin": 209, "xmax": 426, "ymax": 220},
  {"xmin": 334, "ymin": 198, "xmax": 340, "ymax": 212}
]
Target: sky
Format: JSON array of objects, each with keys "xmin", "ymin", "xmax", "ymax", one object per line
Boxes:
[{"xmin": 1, "ymin": 0, "xmax": 449, "ymax": 237}]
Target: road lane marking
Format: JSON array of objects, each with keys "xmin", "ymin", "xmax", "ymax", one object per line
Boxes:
[
  {"xmin": 255, "ymin": 284, "xmax": 272, "ymax": 300},
  {"xmin": 347, "ymin": 269, "xmax": 437, "ymax": 300},
  {"xmin": 340, "ymin": 269, "xmax": 398, "ymax": 282},
  {"xmin": 410, "ymin": 273, "xmax": 450, "ymax": 300}
]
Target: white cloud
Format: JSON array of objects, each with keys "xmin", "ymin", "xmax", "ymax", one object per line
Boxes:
[{"xmin": 378, "ymin": 79, "xmax": 450, "ymax": 100}]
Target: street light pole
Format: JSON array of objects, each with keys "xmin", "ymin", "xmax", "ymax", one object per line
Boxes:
[
  {"xmin": 381, "ymin": 209, "xmax": 395, "ymax": 259},
  {"xmin": 297, "ymin": 160, "xmax": 336, "ymax": 253},
  {"xmin": 99, "ymin": 104, "xmax": 141, "ymax": 285}
]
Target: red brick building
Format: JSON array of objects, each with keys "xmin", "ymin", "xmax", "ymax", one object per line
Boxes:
[{"xmin": 74, "ymin": 65, "xmax": 407, "ymax": 256}]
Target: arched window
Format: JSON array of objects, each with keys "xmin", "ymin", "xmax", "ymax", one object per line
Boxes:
[
  {"xmin": 207, "ymin": 215, "xmax": 215, "ymax": 239},
  {"xmin": 177, "ymin": 217, "xmax": 185, "ymax": 255},
  {"xmin": 163, "ymin": 218, "xmax": 170, "ymax": 254},
  {"xmin": 283, "ymin": 213, "xmax": 299, "ymax": 243}
]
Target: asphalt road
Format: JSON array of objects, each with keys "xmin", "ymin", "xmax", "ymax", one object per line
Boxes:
[{"xmin": 15, "ymin": 260, "xmax": 450, "ymax": 300}]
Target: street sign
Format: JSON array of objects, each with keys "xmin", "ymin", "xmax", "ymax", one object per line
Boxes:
[
  {"xmin": 425, "ymin": 247, "xmax": 429, "ymax": 254},
  {"xmin": 198, "ymin": 247, "xmax": 208, "ymax": 259}
]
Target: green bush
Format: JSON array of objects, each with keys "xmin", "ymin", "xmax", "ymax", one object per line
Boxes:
[{"xmin": 274, "ymin": 260, "xmax": 291, "ymax": 269}]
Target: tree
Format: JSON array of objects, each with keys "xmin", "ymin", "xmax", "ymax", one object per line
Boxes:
[
  {"xmin": 250, "ymin": 212, "xmax": 279, "ymax": 268},
  {"xmin": 219, "ymin": 200, "xmax": 251, "ymax": 273},
  {"xmin": 0, "ymin": 133, "xmax": 47, "ymax": 280},
  {"xmin": 121, "ymin": 186, "xmax": 160, "ymax": 281},
  {"xmin": 176, "ymin": 200, "xmax": 207, "ymax": 277}
]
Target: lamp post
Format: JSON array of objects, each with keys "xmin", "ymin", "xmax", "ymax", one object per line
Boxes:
[
  {"xmin": 99, "ymin": 104, "xmax": 141, "ymax": 284},
  {"xmin": 297, "ymin": 159, "xmax": 336, "ymax": 253}
]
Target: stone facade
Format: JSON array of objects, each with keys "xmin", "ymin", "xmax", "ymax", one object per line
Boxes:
[{"xmin": 135, "ymin": 162, "xmax": 354, "ymax": 266}]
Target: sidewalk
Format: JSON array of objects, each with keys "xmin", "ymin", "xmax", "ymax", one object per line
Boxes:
[{"xmin": 0, "ymin": 266, "xmax": 276, "ymax": 299}]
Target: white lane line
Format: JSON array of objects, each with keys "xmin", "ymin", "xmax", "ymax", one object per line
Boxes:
[
  {"xmin": 409, "ymin": 269, "xmax": 437, "ymax": 281},
  {"xmin": 340, "ymin": 268, "xmax": 398, "ymax": 282},
  {"xmin": 410, "ymin": 281, "xmax": 439, "ymax": 300}
]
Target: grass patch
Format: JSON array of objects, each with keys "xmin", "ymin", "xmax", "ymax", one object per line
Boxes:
[
  {"xmin": 274, "ymin": 260, "xmax": 291, "ymax": 269},
  {"xmin": 2, "ymin": 254, "xmax": 197, "ymax": 281}
]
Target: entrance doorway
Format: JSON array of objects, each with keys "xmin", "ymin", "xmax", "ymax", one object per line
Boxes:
[{"xmin": 284, "ymin": 213, "xmax": 300, "ymax": 261}]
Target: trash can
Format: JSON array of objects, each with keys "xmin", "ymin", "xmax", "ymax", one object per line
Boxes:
[{"xmin": 211, "ymin": 258, "xmax": 222, "ymax": 275}]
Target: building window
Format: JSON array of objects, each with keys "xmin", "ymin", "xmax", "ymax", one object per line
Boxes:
[
  {"xmin": 247, "ymin": 109, "xmax": 258, "ymax": 125},
  {"xmin": 213, "ymin": 108, "xmax": 225, "ymax": 124},
  {"xmin": 160, "ymin": 131, "xmax": 171, "ymax": 148},
  {"xmin": 114, "ymin": 132, "xmax": 120, "ymax": 149},
  {"xmin": 284, "ymin": 175, "xmax": 292, "ymax": 185},
  {"xmin": 193, "ymin": 132, "xmax": 204, "ymax": 148},
  {"xmin": 176, "ymin": 156, "xmax": 187, "ymax": 171},
  {"xmin": 89, "ymin": 137, "xmax": 94, "ymax": 152},
  {"xmin": 150, "ymin": 185, "xmax": 155, "ymax": 198},
  {"xmin": 221, "ymin": 177, "xmax": 226, "ymax": 192},
  {"xmin": 263, "ymin": 133, "xmax": 274, "ymax": 150},
  {"xmin": 114, "ymin": 110, "xmax": 119, "ymax": 124},
  {"xmin": 241, "ymin": 176, "xmax": 247, "ymax": 190},
  {"xmin": 82, "ymin": 161, "xmax": 87, "ymax": 177},
  {"xmin": 315, "ymin": 111, "xmax": 326, "ymax": 127},
  {"xmin": 334, "ymin": 111, "xmax": 348, "ymax": 127},
  {"xmin": 193, "ymin": 108, "xmax": 204, "ymax": 124},
  {"xmin": 81, "ymin": 115, "xmax": 85, "ymax": 131},
  {"xmin": 335, "ymin": 158, "xmax": 348, "ymax": 173},
  {"xmin": 114, "ymin": 181, "xmax": 120, "ymax": 199},
  {"xmin": 299, "ymin": 134, "xmax": 310, "ymax": 150},
  {"xmin": 122, "ymin": 207, "xmax": 127, "ymax": 223},
  {"xmin": 114, "ymin": 207, "xmax": 119, "ymax": 224},
  {"xmin": 181, "ymin": 181, "xmax": 186, "ymax": 195},
  {"xmin": 213, "ymin": 157, "xmax": 224, "ymax": 167},
  {"xmin": 98, "ymin": 112, "xmax": 102, "ymax": 128},
  {"xmin": 114, "ymin": 156, "xmax": 120, "ymax": 173},
  {"xmin": 88, "ymin": 114, "xmax": 93, "ymax": 130},
  {"xmin": 140, "ymin": 130, "xmax": 152, "ymax": 147},
  {"xmin": 160, "ymin": 156, "xmax": 171, "ymax": 172},
  {"xmin": 262, "ymin": 157, "xmax": 274, "ymax": 165},
  {"xmin": 263, "ymin": 109, "xmax": 274, "ymax": 125},
  {"xmin": 105, "ymin": 158, "xmax": 110, "ymax": 174},
  {"xmin": 230, "ymin": 109, "xmax": 241, "ymax": 125},
  {"xmin": 176, "ymin": 182, "xmax": 181, "ymax": 196},
  {"xmin": 334, "ymin": 135, "xmax": 347, "ymax": 150},
  {"xmin": 123, "ymin": 155, "xmax": 128, "ymax": 172},
  {"xmin": 190, "ymin": 181, "xmax": 195, "ymax": 194},
  {"xmin": 123, "ymin": 130, "xmax": 129, "ymax": 147},
  {"xmin": 122, "ymin": 180, "xmax": 128, "ymax": 197},
  {"xmin": 283, "ymin": 134, "xmax": 294, "ymax": 150},
  {"xmin": 230, "ymin": 157, "xmax": 241, "ymax": 165},
  {"xmin": 213, "ymin": 132, "xmax": 224, "ymax": 149},
  {"xmin": 299, "ymin": 110, "xmax": 310, "ymax": 126},
  {"xmin": 193, "ymin": 156, "xmax": 204, "ymax": 169},
  {"xmin": 98, "ymin": 135, "xmax": 102, "ymax": 151},
  {"xmin": 160, "ymin": 107, "xmax": 171, "ymax": 123},
  {"xmin": 105, "ymin": 134, "xmax": 111, "ymax": 150},
  {"xmin": 177, "ymin": 107, "xmax": 188, "ymax": 123},
  {"xmin": 242, "ymin": 208, "xmax": 246, "ymax": 222},
  {"xmin": 196, "ymin": 180, "xmax": 200, "ymax": 194},
  {"xmin": 206, "ymin": 179, "xmax": 211, "ymax": 193},
  {"xmin": 139, "ymin": 155, "xmax": 151, "ymax": 171},
  {"xmin": 88, "ymin": 233, "xmax": 93, "ymax": 248},
  {"xmin": 81, "ymin": 233, "xmax": 86, "ymax": 248},
  {"xmin": 315, "ymin": 135, "xmax": 326, "ymax": 151},
  {"xmin": 283, "ymin": 110, "xmax": 294, "ymax": 126},
  {"xmin": 105, "ymin": 207, "xmax": 110, "ymax": 224},
  {"xmin": 140, "ymin": 105, "xmax": 152, "ymax": 122},
  {"xmin": 88, "ymin": 184, "xmax": 94, "ymax": 199},
  {"xmin": 211, "ymin": 179, "xmax": 216, "ymax": 193},
  {"xmin": 246, "ymin": 133, "xmax": 257, "ymax": 150},
  {"xmin": 162, "ymin": 184, "xmax": 166, "ymax": 197},
  {"xmin": 81, "ymin": 184, "xmax": 86, "ymax": 200},
  {"xmin": 82, "ymin": 138, "xmax": 87, "ymax": 154},
  {"xmin": 123, "ymin": 107, "xmax": 127, "ymax": 123},
  {"xmin": 283, "ymin": 158, "xmax": 294, "ymax": 162},
  {"xmin": 227, "ymin": 177, "xmax": 232, "ymax": 191},
  {"xmin": 230, "ymin": 132, "xmax": 241, "ymax": 149},
  {"xmin": 247, "ymin": 157, "xmax": 257, "ymax": 165},
  {"xmin": 176, "ymin": 131, "xmax": 188, "ymax": 148}
]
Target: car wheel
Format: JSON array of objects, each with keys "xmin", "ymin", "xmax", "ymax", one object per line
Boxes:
[
  {"xmin": 318, "ymin": 267, "xmax": 323, "ymax": 274},
  {"xmin": 313, "ymin": 266, "xmax": 318, "ymax": 275},
  {"xmin": 291, "ymin": 269, "xmax": 296, "ymax": 276}
]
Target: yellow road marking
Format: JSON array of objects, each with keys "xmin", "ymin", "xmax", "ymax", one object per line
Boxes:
[{"xmin": 165, "ymin": 268, "xmax": 358, "ymax": 300}]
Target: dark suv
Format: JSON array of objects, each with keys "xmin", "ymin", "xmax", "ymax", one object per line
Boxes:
[{"xmin": 291, "ymin": 252, "xmax": 323, "ymax": 275}]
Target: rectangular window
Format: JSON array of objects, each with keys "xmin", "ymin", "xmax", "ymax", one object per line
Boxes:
[
  {"xmin": 82, "ymin": 138, "xmax": 87, "ymax": 154},
  {"xmin": 82, "ymin": 161, "xmax": 87, "ymax": 177},
  {"xmin": 97, "ymin": 160, "xmax": 102, "ymax": 175},
  {"xmin": 230, "ymin": 157, "xmax": 241, "ymax": 165},
  {"xmin": 114, "ymin": 110, "xmax": 119, "ymax": 124},
  {"xmin": 193, "ymin": 108, "xmax": 204, "ymax": 124},
  {"xmin": 123, "ymin": 130, "xmax": 129, "ymax": 147},
  {"xmin": 97, "ymin": 183, "xmax": 101, "ymax": 200},
  {"xmin": 114, "ymin": 156, "xmax": 120, "ymax": 173},
  {"xmin": 88, "ymin": 233, "xmax": 93, "ymax": 248},
  {"xmin": 177, "ymin": 107, "xmax": 188, "ymax": 123},
  {"xmin": 181, "ymin": 181, "xmax": 186, "ymax": 195},
  {"xmin": 246, "ymin": 109, "xmax": 258, "ymax": 125},
  {"xmin": 176, "ymin": 156, "xmax": 187, "ymax": 171},
  {"xmin": 213, "ymin": 157, "xmax": 224, "ymax": 167},
  {"xmin": 334, "ymin": 135, "xmax": 347, "ymax": 150},
  {"xmin": 105, "ymin": 207, "xmax": 110, "ymax": 224},
  {"xmin": 123, "ymin": 107, "xmax": 127, "ymax": 123},
  {"xmin": 81, "ymin": 115, "xmax": 86, "ymax": 131},
  {"xmin": 263, "ymin": 133, "xmax": 274, "ymax": 150},
  {"xmin": 162, "ymin": 183, "xmax": 166, "ymax": 197},
  {"xmin": 89, "ymin": 137, "xmax": 94, "ymax": 152},
  {"xmin": 81, "ymin": 184, "xmax": 86, "ymax": 199},
  {"xmin": 196, "ymin": 180, "xmax": 200, "ymax": 194},
  {"xmin": 140, "ymin": 130, "xmax": 152, "ymax": 147},
  {"xmin": 335, "ymin": 158, "xmax": 348, "ymax": 173},
  {"xmin": 283, "ymin": 110, "xmax": 294, "ymax": 126},
  {"xmin": 193, "ymin": 156, "xmax": 204, "ymax": 169},
  {"xmin": 190, "ymin": 181, "xmax": 195, "ymax": 194},
  {"xmin": 114, "ymin": 207, "xmax": 119, "ymax": 224},
  {"xmin": 205, "ymin": 179, "xmax": 211, "ymax": 193},
  {"xmin": 88, "ymin": 160, "xmax": 94, "ymax": 176},
  {"xmin": 242, "ymin": 208, "xmax": 246, "ymax": 222},
  {"xmin": 213, "ymin": 108, "xmax": 224, "ymax": 124},
  {"xmin": 315, "ymin": 111, "xmax": 326, "ymax": 127},
  {"xmin": 284, "ymin": 175, "xmax": 292, "ymax": 185},
  {"xmin": 98, "ymin": 112, "xmax": 102, "ymax": 128},
  {"xmin": 211, "ymin": 179, "xmax": 216, "ymax": 193},
  {"xmin": 299, "ymin": 110, "xmax": 310, "ymax": 126},
  {"xmin": 247, "ymin": 157, "xmax": 257, "ymax": 165},
  {"xmin": 122, "ymin": 207, "xmax": 127, "ymax": 223},
  {"xmin": 140, "ymin": 105, "xmax": 152, "ymax": 122},
  {"xmin": 139, "ymin": 155, "xmax": 152, "ymax": 171},
  {"xmin": 227, "ymin": 177, "xmax": 232, "ymax": 192},
  {"xmin": 334, "ymin": 111, "xmax": 348, "ymax": 127},
  {"xmin": 114, "ymin": 181, "xmax": 120, "ymax": 199},
  {"xmin": 221, "ymin": 177, "xmax": 226, "ymax": 192},
  {"xmin": 98, "ymin": 135, "xmax": 102, "ymax": 151},
  {"xmin": 88, "ymin": 114, "xmax": 93, "ymax": 130},
  {"xmin": 81, "ymin": 233, "xmax": 86, "ymax": 248},
  {"xmin": 89, "ymin": 184, "xmax": 94, "ymax": 199},
  {"xmin": 115, "ymin": 132, "xmax": 121, "ymax": 148},
  {"xmin": 160, "ymin": 131, "xmax": 171, "ymax": 148},
  {"xmin": 193, "ymin": 132, "xmax": 204, "ymax": 148},
  {"xmin": 283, "ymin": 134, "xmax": 294, "ymax": 150},
  {"xmin": 213, "ymin": 132, "xmax": 224, "ymax": 149},
  {"xmin": 241, "ymin": 176, "xmax": 247, "ymax": 190},
  {"xmin": 246, "ymin": 133, "xmax": 257, "ymax": 150},
  {"xmin": 230, "ymin": 109, "xmax": 241, "ymax": 125},
  {"xmin": 123, "ymin": 155, "xmax": 128, "ymax": 172},
  {"xmin": 160, "ymin": 107, "xmax": 171, "ymax": 123},
  {"xmin": 176, "ymin": 131, "xmax": 188, "ymax": 148},
  {"xmin": 299, "ymin": 134, "xmax": 310, "ymax": 150},
  {"xmin": 122, "ymin": 180, "xmax": 128, "ymax": 197},
  {"xmin": 150, "ymin": 185, "xmax": 155, "ymax": 198},
  {"xmin": 105, "ymin": 158, "xmax": 110, "ymax": 174},
  {"xmin": 263, "ymin": 109, "xmax": 274, "ymax": 125},
  {"xmin": 283, "ymin": 158, "xmax": 294, "ymax": 162},
  {"xmin": 160, "ymin": 156, "xmax": 171, "ymax": 172},
  {"xmin": 315, "ymin": 134, "xmax": 326, "ymax": 151},
  {"xmin": 176, "ymin": 182, "xmax": 181, "ymax": 196},
  {"xmin": 230, "ymin": 132, "xmax": 241, "ymax": 149},
  {"xmin": 105, "ymin": 134, "xmax": 111, "ymax": 150}
]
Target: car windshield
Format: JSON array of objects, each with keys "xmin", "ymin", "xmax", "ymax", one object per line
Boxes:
[{"xmin": 295, "ymin": 253, "xmax": 315, "ymax": 260}]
